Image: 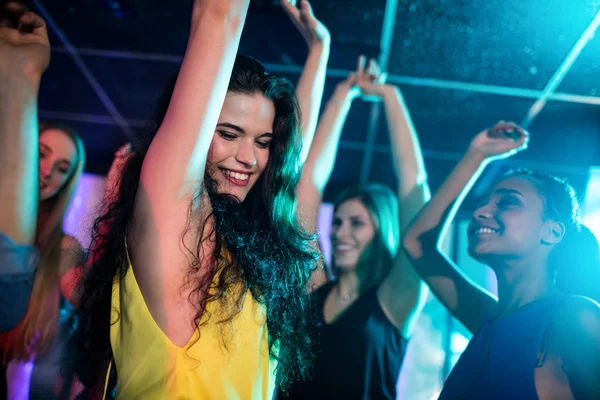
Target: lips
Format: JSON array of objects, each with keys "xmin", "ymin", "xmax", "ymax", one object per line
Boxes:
[
  {"xmin": 220, "ymin": 168, "xmax": 252, "ymax": 187},
  {"xmin": 468, "ymin": 223, "xmax": 501, "ymax": 237}
]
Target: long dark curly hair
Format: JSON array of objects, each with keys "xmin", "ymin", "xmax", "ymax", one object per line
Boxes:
[{"xmin": 73, "ymin": 55, "xmax": 320, "ymax": 396}]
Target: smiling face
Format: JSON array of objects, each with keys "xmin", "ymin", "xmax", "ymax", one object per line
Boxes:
[
  {"xmin": 330, "ymin": 198, "xmax": 377, "ymax": 272},
  {"xmin": 467, "ymin": 176, "xmax": 554, "ymax": 264},
  {"xmin": 39, "ymin": 128, "xmax": 78, "ymax": 202},
  {"xmin": 206, "ymin": 92, "xmax": 275, "ymax": 203}
]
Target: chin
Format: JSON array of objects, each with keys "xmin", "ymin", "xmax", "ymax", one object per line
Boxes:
[
  {"xmin": 213, "ymin": 180, "xmax": 249, "ymax": 203},
  {"xmin": 39, "ymin": 191, "xmax": 54, "ymax": 202},
  {"xmin": 332, "ymin": 258, "xmax": 358, "ymax": 272},
  {"xmin": 468, "ymin": 243, "xmax": 499, "ymax": 265}
]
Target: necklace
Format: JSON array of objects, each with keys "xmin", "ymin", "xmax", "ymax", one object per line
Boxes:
[{"xmin": 338, "ymin": 286, "xmax": 358, "ymax": 303}]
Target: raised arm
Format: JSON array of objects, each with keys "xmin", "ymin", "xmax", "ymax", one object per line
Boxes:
[
  {"xmin": 281, "ymin": 0, "xmax": 330, "ymax": 165},
  {"xmin": 0, "ymin": 2, "xmax": 49, "ymax": 245},
  {"xmin": 402, "ymin": 121, "xmax": 528, "ymax": 333},
  {"xmin": 296, "ymin": 60, "xmax": 362, "ymax": 291},
  {"xmin": 134, "ymin": 0, "xmax": 248, "ymax": 249},
  {"xmin": 351, "ymin": 61, "xmax": 431, "ymax": 336}
]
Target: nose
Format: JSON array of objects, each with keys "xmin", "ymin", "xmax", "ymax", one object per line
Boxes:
[
  {"xmin": 332, "ymin": 221, "xmax": 351, "ymax": 241},
  {"xmin": 39, "ymin": 160, "xmax": 52, "ymax": 179},
  {"xmin": 473, "ymin": 202, "xmax": 493, "ymax": 221},
  {"xmin": 235, "ymin": 140, "xmax": 257, "ymax": 169}
]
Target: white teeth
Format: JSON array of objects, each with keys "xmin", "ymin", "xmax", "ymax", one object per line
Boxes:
[
  {"xmin": 335, "ymin": 244, "xmax": 353, "ymax": 251},
  {"xmin": 223, "ymin": 170, "xmax": 249, "ymax": 181},
  {"xmin": 475, "ymin": 227, "xmax": 497, "ymax": 235}
]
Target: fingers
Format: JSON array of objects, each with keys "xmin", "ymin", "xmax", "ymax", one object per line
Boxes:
[
  {"xmin": 356, "ymin": 57, "xmax": 384, "ymax": 84},
  {"xmin": 281, "ymin": 0, "xmax": 301, "ymax": 21},
  {"xmin": 0, "ymin": 1, "xmax": 25, "ymax": 29},
  {"xmin": 19, "ymin": 11, "xmax": 46, "ymax": 35},
  {"xmin": 356, "ymin": 55, "xmax": 366, "ymax": 76},
  {"xmin": 0, "ymin": 2, "xmax": 45, "ymax": 36},
  {"xmin": 489, "ymin": 120, "xmax": 529, "ymax": 145},
  {"xmin": 300, "ymin": 0, "xmax": 315, "ymax": 20}
]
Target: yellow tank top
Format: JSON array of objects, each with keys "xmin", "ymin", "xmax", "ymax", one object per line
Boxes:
[{"xmin": 105, "ymin": 245, "xmax": 277, "ymax": 399}]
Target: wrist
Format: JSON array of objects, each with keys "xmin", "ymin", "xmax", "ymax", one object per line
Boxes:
[
  {"xmin": 0, "ymin": 65, "xmax": 42, "ymax": 93},
  {"xmin": 332, "ymin": 85, "xmax": 356, "ymax": 103},
  {"xmin": 380, "ymin": 84, "xmax": 398, "ymax": 98},
  {"xmin": 308, "ymin": 34, "xmax": 331, "ymax": 48},
  {"xmin": 463, "ymin": 147, "xmax": 489, "ymax": 167}
]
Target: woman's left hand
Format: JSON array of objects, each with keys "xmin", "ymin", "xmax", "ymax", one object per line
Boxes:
[
  {"xmin": 354, "ymin": 57, "xmax": 389, "ymax": 99},
  {"xmin": 281, "ymin": 0, "xmax": 330, "ymax": 46}
]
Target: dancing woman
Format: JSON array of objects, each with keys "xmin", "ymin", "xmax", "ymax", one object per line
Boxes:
[{"xmin": 403, "ymin": 122, "xmax": 600, "ymax": 399}]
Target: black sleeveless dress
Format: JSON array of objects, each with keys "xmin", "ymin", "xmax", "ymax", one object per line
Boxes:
[{"xmin": 279, "ymin": 281, "xmax": 409, "ymax": 400}]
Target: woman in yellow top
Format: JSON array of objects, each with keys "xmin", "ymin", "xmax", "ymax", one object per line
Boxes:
[{"xmin": 72, "ymin": 0, "xmax": 330, "ymax": 398}]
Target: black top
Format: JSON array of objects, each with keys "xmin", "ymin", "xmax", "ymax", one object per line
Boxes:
[
  {"xmin": 438, "ymin": 295, "xmax": 567, "ymax": 400},
  {"xmin": 279, "ymin": 282, "xmax": 409, "ymax": 400}
]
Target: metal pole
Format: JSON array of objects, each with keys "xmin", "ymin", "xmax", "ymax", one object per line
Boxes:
[{"xmin": 359, "ymin": 0, "xmax": 400, "ymax": 184}]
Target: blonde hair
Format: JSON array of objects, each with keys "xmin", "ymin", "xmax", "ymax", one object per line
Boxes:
[{"xmin": 0, "ymin": 122, "xmax": 85, "ymax": 362}]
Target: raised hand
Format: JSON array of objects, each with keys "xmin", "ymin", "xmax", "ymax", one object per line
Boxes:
[
  {"xmin": 468, "ymin": 121, "xmax": 529, "ymax": 162},
  {"xmin": 281, "ymin": 0, "xmax": 330, "ymax": 46},
  {"xmin": 353, "ymin": 56, "xmax": 388, "ymax": 99},
  {"xmin": 0, "ymin": 2, "xmax": 50, "ymax": 77}
]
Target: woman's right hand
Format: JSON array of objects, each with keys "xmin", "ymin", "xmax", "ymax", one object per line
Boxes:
[
  {"xmin": 468, "ymin": 121, "xmax": 530, "ymax": 162},
  {"xmin": 0, "ymin": 2, "xmax": 49, "ymax": 78}
]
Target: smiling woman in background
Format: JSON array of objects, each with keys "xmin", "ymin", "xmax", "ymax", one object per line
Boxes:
[
  {"xmin": 0, "ymin": 3, "xmax": 87, "ymax": 398},
  {"xmin": 279, "ymin": 56, "xmax": 430, "ymax": 399},
  {"xmin": 403, "ymin": 121, "xmax": 600, "ymax": 399}
]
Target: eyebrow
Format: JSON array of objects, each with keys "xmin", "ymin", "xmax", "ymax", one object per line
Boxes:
[
  {"xmin": 217, "ymin": 123, "xmax": 273, "ymax": 138},
  {"xmin": 217, "ymin": 122, "xmax": 245, "ymax": 133},
  {"xmin": 40, "ymin": 143, "xmax": 73, "ymax": 169},
  {"xmin": 494, "ymin": 188, "xmax": 524, "ymax": 197},
  {"xmin": 334, "ymin": 215, "xmax": 366, "ymax": 221}
]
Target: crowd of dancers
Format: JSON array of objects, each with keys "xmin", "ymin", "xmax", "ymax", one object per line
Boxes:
[{"xmin": 0, "ymin": 0, "xmax": 599, "ymax": 399}]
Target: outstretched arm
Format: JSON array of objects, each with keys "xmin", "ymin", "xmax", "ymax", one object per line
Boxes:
[
  {"xmin": 128, "ymin": 0, "xmax": 250, "ymax": 337},
  {"xmin": 0, "ymin": 2, "xmax": 50, "ymax": 245},
  {"xmin": 402, "ymin": 122, "xmax": 528, "ymax": 333},
  {"xmin": 352, "ymin": 61, "xmax": 430, "ymax": 336},
  {"xmin": 281, "ymin": 0, "xmax": 330, "ymax": 165},
  {"xmin": 296, "ymin": 60, "xmax": 362, "ymax": 291}
]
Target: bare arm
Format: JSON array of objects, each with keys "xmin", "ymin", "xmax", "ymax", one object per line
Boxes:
[
  {"xmin": 0, "ymin": 4, "xmax": 50, "ymax": 245},
  {"xmin": 296, "ymin": 76, "xmax": 359, "ymax": 290},
  {"xmin": 373, "ymin": 84, "xmax": 430, "ymax": 337},
  {"xmin": 402, "ymin": 122, "xmax": 528, "ymax": 333},
  {"xmin": 130, "ymin": 1, "xmax": 249, "ymax": 335},
  {"xmin": 281, "ymin": 0, "xmax": 330, "ymax": 165}
]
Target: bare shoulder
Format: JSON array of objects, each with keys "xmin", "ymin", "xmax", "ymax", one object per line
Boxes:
[{"xmin": 550, "ymin": 296, "xmax": 600, "ymax": 337}]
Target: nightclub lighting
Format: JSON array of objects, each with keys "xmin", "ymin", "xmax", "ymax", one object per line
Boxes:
[{"xmin": 100, "ymin": 0, "xmax": 136, "ymax": 17}]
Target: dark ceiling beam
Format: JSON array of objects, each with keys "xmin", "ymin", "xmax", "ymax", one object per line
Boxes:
[
  {"xmin": 473, "ymin": 8, "xmax": 600, "ymax": 197},
  {"xmin": 522, "ymin": 9, "xmax": 600, "ymax": 128},
  {"xmin": 38, "ymin": 109, "xmax": 590, "ymax": 177},
  {"xmin": 33, "ymin": 1, "xmax": 134, "ymax": 141},
  {"xmin": 50, "ymin": 46, "xmax": 600, "ymax": 106}
]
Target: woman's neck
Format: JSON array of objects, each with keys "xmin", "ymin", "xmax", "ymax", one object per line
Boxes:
[
  {"xmin": 336, "ymin": 270, "xmax": 362, "ymax": 300},
  {"xmin": 492, "ymin": 254, "xmax": 555, "ymax": 315}
]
